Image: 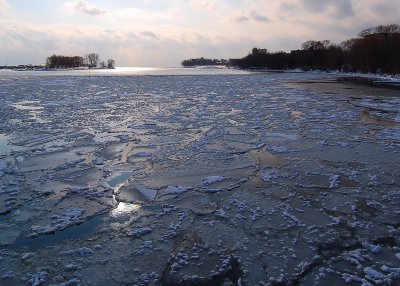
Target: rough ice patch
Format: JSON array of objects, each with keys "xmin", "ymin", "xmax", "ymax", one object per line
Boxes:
[
  {"xmin": 381, "ymin": 265, "xmax": 400, "ymax": 275},
  {"xmin": 132, "ymin": 227, "xmax": 153, "ymax": 237},
  {"xmin": 192, "ymin": 139, "xmax": 209, "ymax": 150},
  {"xmin": 329, "ymin": 175, "xmax": 340, "ymax": 188},
  {"xmin": 364, "ymin": 267, "xmax": 387, "ymax": 282},
  {"xmin": 261, "ymin": 168, "xmax": 288, "ymax": 182},
  {"xmin": 269, "ymin": 145, "xmax": 288, "ymax": 153},
  {"xmin": 27, "ymin": 271, "xmax": 47, "ymax": 286},
  {"xmin": 30, "ymin": 207, "xmax": 85, "ymax": 237},
  {"xmin": 137, "ymin": 187, "xmax": 158, "ymax": 201},
  {"xmin": 55, "ymin": 278, "xmax": 81, "ymax": 286},
  {"xmin": 0, "ymin": 160, "xmax": 6, "ymax": 176},
  {"xmin": 134, "ymin": 151, "xmax": 152, "ymax": 157},
  {"xmin": 164, "ymin": 185, "xmax": 192, "ymax": 194},
  {"xmin": 201, "ymin": 176, "xmax": 228, "ymax": 186},
  {"xmin": 341, "ymin": 273, "xmax": 364, "ymax": 284},
  {"xmin": 362, "ymin": 241, "xmax": 383, "ymax": 254}
]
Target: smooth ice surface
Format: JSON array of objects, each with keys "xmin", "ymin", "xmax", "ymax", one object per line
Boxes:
[{"xmin": 0, "ymin": 68, "xmax": 399, "ymax": 285}]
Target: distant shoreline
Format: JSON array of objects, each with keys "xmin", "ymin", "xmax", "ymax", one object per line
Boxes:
[{"xmin": 0, "ymin": 65, "xmax": 115, "ymax": 71}]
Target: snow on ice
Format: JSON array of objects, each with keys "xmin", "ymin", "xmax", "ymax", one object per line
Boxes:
[{"xmin": 0, "ymin": 69, "xmax": 399, "ymax": 285}]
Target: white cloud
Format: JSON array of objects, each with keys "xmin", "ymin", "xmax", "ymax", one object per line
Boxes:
[
  {"xmin": 1, "ymin": 0, "xmax": 399, "ymax": 66},
  {"xmin": 187, "ymin": 0, "xmax": 217, "ymax": 11},
  {"xmin": 71, "ymin": 0, "xmax": 107, "ymax": 16},
  {"xmin": 0, "ymin": 0, "xmax": 9, "ymax": 9}
]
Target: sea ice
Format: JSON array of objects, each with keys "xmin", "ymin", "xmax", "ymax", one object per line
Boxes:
[
  {"xmin": 201, "ymin": 176, "xmax": 228, "ymax": 186},
  {"xmin": 30, "ymin": 207, "xmax": 85, "ymax": 237},
  {"xmin": 164, "ymin": 186, "xmax": 192, "ymax": 194},
  {"xmin": 261, "ymin": 168, "xmax": 288, "ymax": 182},
  {"xmin": 0, "ymin": 70, "xmax": 399, "ymax": 285},
  {"xmin": 137, "ymin": 187, "xmax": 158, "ymax": 201}
]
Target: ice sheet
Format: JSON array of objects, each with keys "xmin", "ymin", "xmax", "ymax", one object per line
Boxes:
[{"xmin": 0, "ymin": 70, "xmax": 399, "ymax": 285}]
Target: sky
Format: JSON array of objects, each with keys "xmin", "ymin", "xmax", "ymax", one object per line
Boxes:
[{"xmin": 0, "ymin": 0, "xmax": 399, "ymax": 67}]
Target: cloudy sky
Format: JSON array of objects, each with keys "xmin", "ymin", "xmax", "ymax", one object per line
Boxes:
[{"xmin": 0, "ymin": 0, "xmax": 398, "ymax": 66}]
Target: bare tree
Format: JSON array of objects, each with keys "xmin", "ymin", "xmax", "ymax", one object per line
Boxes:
[
  {"xmin": 85, "ymin": 53, "xmax": 100, "ymax": 68},
  {"xmin": 107, "ymin": 59, "xmax": 115, "ymax": 69}
]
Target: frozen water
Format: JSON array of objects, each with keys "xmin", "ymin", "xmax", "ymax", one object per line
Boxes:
[{"xmin": 0, "ymin": 69, "xmax": 399, "ymax": 285}]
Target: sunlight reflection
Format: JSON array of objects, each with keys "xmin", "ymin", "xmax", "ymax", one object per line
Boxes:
[{"xmin": 111, "ymin": 202, "xmax": 141, "ymax": 217}]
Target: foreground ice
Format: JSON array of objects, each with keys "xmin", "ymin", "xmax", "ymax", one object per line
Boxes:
[{"xmin": 0, "ymin": 70, "xmax": 399, "ymax": 285}]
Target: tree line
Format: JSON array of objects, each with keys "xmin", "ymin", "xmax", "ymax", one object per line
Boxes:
[
  {"xmin": 181, "ymin": 24, "xmax": 399, "ymax": 74},
  {"xmin": 46, "ymin": 53, "xmax": 115, "ymax": 69},
  {"xmin": 181, "ymin": 57, "xmax": 228, "ymax": 67},
  {"xmin": 229, "ymin": 24, "xmax": 400, "ymax": 74}
]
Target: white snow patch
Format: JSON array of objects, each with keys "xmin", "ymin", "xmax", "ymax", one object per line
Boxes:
[
  {"xmin": 261, "ymin": 168, "xmax": 288, "ymax": 182},
  {"xmin": 31, "ymin": 207, "xmax": 85, "ymax": 236},
  {"xmin": 201, "ymin": 176, "xmax": 228, "ymax": 186},
  {"xmin": 329, "ymin": 175, "xmax": 340, "ymax": 188}
]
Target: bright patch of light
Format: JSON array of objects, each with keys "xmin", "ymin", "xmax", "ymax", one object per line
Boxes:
[{"xmin": 111, "ymin": 202, "xmax": 141, "ymax": 217}]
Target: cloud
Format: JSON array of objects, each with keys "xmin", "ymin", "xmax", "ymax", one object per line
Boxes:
[
  {"xmin": 300, "ymin": 0, "xmax": 354, "ymax": 19},
  {"xmin": 235, "ymin": 15, "xmax": 250, "ymax": 22},
  {"xmin": 140, "ymin": 31, "xmax": 159, "ymax": 40},
  {"xmin": 2, "ymin": 0, "xmax": 400, "ymax": 67},
  {"xmin": 187, "ymin": 0, "xmax": 216, "ymax": 11},
  {"xmin": 250, "ymin": 10, "xmax": 269, "ymax": 23},
  {"xmin": 233, "ymin": 10, "xmax": 269, "ymax": 23},
  {"xmin": 0, "ymin": 0, "xmax": 9, "ymax": 9},
  {"xmin": 73, "ymin": 0, "xmax": 107, "ymax": 16}
]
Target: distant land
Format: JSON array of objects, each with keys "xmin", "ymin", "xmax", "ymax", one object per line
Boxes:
[
  {"xmin": 0, "ymin": 52, "xmax": 115, "ymax": 71},
  {"xmin": 182, "ymin": 24, "xmax": 400, "ymax": 75}
]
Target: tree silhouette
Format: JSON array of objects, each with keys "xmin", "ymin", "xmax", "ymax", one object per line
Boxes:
[{"xmin": 226, "ymin": 24, "xmax": 400, "ymax": 74}]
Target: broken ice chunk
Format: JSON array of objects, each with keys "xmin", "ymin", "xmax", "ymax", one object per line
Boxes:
[
  {"xmin": 94, "ymin": 157, "xmax": 105, "ymax": 165},
  {"xmin": 164, "ymin": 185, "xmax": 192, "ymax": 194},
  {"xmin": 363, "ymin": 267, "xmax": 386, "ymax": 281},
  {"xmin": 201, "ymin": 176, "xmax": 228, "ymax": 186},
  {"xmin": 30, "ymin": 207, "xmax": 85, "ymax": 237},
  {"xmin": 269, "ymin": 146, "xmax": 288, "ymax": 153},
  {"xmin": 132, "ymin": 227, "xmax": 153, "ymax": 237},
  {"xmin": 28, "ymin": 271, "xmax": 47, "ymax": 286},
  {"xmin": 55, "ymin": 278, "xmax": 81, "ymax": 286},
  {"xmin": 137, "ymin": 187, "xmax": 158, "ymax": 201},
  {"xmin": 77, "ymin": 247, "xmax": 95, "ymax": 256},
  {"xmin": 362, "ymin": 241, "xmax": 383, "ymax": 254},
  {"xmin": 381, "ymin": 265, "xmax": 400, "ymax": 274},
  {"xmin": 329, "ymin": 175, "xmax": 340, "ymax": 188},
  {"xmin": 261, "ymin": 168, "xmax": 288, "ymax": 182},
  {"xmin": 0, "ymin": 160, "xmax": 6, "ymax": 176}
]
